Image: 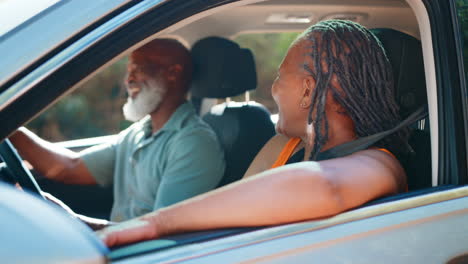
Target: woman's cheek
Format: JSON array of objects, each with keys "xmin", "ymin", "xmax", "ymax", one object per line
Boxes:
[
  {"xmin": 275, "ymin": 120, "xmax": 283, "ymax": 135},
  {"xmin": 275, "ymin": 117, "xmax": 290, "ymax": 137}
]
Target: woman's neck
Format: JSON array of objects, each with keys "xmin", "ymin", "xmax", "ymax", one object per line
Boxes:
[{"xmin": 300, "ymin": 114, "xmax": 356, "ymax": 161}]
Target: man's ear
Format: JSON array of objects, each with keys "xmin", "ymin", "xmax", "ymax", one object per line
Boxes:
[
  {"xmin": 167, "ymin": 64, "xmax": 183, "ymax": 81},
  {"xmin": 300, "ymin": 76, "xmax": 315, "ymax": 109}
]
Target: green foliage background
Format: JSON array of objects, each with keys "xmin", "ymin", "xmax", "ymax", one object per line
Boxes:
[
  {"xmin": 27, "ymin": 57, "xmax": 131, "ymax": 141},
  {"xmin": 233, "ymin": 33, "xmax": 299, "ymax": 112},
  {"xmin": 26, "ymin": 33, "xmax": 298, "ymax": 142}
]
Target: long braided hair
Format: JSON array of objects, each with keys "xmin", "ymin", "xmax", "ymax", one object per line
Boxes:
[{"xmin": 300, "ymin": 20, "xmax": 410, "ymax": 160}]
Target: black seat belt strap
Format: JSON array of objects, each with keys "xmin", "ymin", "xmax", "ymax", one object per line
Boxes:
[{"xmin": 316, "ymin": 105, "xmax": 428, "ymax": 161}]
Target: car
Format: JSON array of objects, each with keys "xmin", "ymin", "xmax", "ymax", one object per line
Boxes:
[{"xmin": 1, "ymin": 0, "xmax": 468, "ymax": 263}]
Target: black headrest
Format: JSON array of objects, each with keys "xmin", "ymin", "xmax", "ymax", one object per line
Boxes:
[
  {"xmin": 203, "ymin": 102, "xmax": 275, "ymax": 186},
  {"xmin": 190, "ymin": 37, "xmax": 257, "ymax": 98},
  {"xmin": 371, "ymin": 28, "xmax": 427, "ymax": 118}
]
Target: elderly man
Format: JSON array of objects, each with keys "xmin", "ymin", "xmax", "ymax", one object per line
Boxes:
[{"xmin": 10, "ymin": 39, "xmax": 225, "ymax": 228}]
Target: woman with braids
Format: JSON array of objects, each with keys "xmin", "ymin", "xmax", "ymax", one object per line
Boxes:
[{"xmin": 97, "ymin": 20, "xmax": 409, "ymax": 247}]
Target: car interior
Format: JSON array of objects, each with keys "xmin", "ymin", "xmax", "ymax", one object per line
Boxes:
[
  {"xmin": 2, "ymin": 0, "xmax": 451, "ymax": 259},
  {"xmin": 160, "ymin": 0, "xmax": 436, "ymax": 191},
  {"xmin": 190, "ymin": 36, "xmax": 276, "ymax": 187}
]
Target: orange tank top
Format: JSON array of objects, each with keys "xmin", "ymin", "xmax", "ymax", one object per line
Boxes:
[
  {"xmin": 271, "ymin": 137, "xmax": 302, "ymax": 169},
  {"xmin": 271, "ymin": 138, "xmax": 396, "ymax": 168}
]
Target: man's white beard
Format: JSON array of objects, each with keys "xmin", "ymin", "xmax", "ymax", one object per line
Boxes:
[{"xmin": 123, "ymin": 79, "xmax": 167, "ymax": 122}]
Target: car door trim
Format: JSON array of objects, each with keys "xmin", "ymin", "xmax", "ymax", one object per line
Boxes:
[{"xmin": 113, "ymin": 186, "xmax": 468, "ymax": 263}]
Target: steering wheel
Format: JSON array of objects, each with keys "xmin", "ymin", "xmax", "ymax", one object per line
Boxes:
[{"xmin": 0, "ymin": 139, "xmax": 45, "ymax": 199}]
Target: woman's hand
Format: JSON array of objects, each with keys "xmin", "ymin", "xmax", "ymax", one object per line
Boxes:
[{"xmin": 96, "ymin": 215, "xmax": 159, "ymax": 247}]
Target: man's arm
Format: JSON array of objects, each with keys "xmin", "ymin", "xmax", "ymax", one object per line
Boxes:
[
  {"xmin": 11, "ymin": 128, "xmax": 117, "ymax": 229},
  {"xmin": 98, "ymin": 149, "xmax": 406, "ymax": 247},
  {"xmin": 10, "ymin": 127, "xmax": 96, "ymax": 184}
]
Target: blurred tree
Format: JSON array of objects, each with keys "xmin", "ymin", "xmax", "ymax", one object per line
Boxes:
[
  {"xmin": 27, "ymin": 33, "xmax": 300, "ymax": 142},
  {"xmin": 27, "ymin": 57, "xmax": 131, "ymax": 142},
  {"xmin": 233, "ymin": 32, "xmax": 300, "ymax": 113}
]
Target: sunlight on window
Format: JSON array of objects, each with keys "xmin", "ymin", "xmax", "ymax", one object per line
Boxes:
[{"xmin": 0, "ymin": 0, "xmax": 60, "ymax": 36}]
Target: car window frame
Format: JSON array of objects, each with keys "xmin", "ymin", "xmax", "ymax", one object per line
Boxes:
[
  {"xmin": 422, "ymin": 0, "xmax": 468, "ymax": 186},
  {"xmin": 2, "ymin": 0, "xmax": 455, "ymax": 185},
  {"xmin": 451, "ymin": 0, "xmax": 468, "ymax": 185},
  {"xmin": 0, "ymin": 0, "xmax": 459, "ymax": 188}
]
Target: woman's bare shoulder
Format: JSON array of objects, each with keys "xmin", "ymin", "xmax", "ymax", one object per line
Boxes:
[
  {"xmin": 328, "ymin": 148, "xmax": 407, "ymax": 193},
  {"xmin": 311, "ymin": 148, "xmax": 407, "ymax": 210},
  {"xmin": 359, "ymin": 148, "xmax": 407, "ymax": 192}
]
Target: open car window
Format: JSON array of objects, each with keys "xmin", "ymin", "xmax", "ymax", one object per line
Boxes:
[
  {"xmin": 106, "ymin": 0, "xmax": 433, "ymax": 259},
  {"xmin": 26, "ymin": 57, "xmax": 129, "ymax": 143}
]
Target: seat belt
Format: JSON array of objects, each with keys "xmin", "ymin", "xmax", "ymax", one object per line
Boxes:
[{"xmin": 315, "ymin": 105, "xmax": 428, "ymax": 161}]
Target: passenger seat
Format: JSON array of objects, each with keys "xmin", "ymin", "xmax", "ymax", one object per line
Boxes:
[
  {"xmin": 371, "ymin": 28, "xmax": 431, "ymax": 190},
  {"xmin": 190, "ymin": 37, "xmax": 276, "ymax": 187}
]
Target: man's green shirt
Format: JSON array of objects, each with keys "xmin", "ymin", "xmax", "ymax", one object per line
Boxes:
[{"xmin": 80, "ymin": 102, "xmax": 225, "ymax": 222}]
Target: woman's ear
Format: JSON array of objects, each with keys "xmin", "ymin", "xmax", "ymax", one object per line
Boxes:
[{"xmin": 300, "ymin": 76, "xmax": 315, "ymax": 109}]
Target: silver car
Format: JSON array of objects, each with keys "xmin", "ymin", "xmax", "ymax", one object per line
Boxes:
[{"xmin": 0, "ymin": 0, "xmax": 467, "ymax": 263}]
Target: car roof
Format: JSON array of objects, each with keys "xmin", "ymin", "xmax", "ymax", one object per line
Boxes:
[
  {"xmin": 167, "ymin": 0, "xmax": 418, "ymax": 46},
  {"xmin": 0, "ymin": 0, "xmax": 417, "ymax": 89},
  {"xmin": 0, "ymin": 0, "xmax": 131, "ymax": 88}
]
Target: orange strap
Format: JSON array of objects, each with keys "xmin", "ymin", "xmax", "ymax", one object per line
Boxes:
[
  {"xmin": 377, "ymin": 148, "xmax": 396, "ymax": 159},
  {"xmin": 272, "ymin": 140, "xmax": 396, "ymax": 169},
  {"xmin": 271, "ymin": 137, "xmax": 301, "ymax": 169}
]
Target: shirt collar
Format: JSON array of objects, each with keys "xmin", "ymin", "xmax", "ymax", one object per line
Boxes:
[{"xmin": 138, "ymin": 102, "xmax": 195, "ymax": 136}]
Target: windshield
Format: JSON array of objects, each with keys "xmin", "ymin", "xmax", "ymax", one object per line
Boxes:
[{"xmin": 0, "ymin": 0, "xmax": 61, "ymax": 37}]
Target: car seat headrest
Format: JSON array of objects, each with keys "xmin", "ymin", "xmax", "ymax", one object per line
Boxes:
[
  {"xmin": 371, "ymin": 28, "xmax": 427, "ymax": 118},
  {"xmin": 190, "ymin": 37, "xmax": 257, "ymax": 98}
]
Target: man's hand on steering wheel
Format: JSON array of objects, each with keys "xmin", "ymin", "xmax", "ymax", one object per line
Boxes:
[
  {"xmin": 0, "ymin": 139, "xmax": 113, "ymax": 231},
  {"xmin": 0, "ymin": 139, "xmax": 44, "ymax": 199}
]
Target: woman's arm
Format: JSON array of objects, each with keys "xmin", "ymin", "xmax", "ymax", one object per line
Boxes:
[{"xmin": 98, "ymin": 149, "xmax": 405, "ymax": 247}]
